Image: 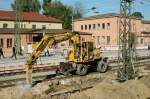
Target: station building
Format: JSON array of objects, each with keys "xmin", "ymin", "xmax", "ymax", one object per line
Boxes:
[
  {"xmin": 0, "ymin": 10, "xmax": 92, "ymax": 56},
  {"xmin": 74, "ymin": 13, "xmax": 150, "ymax": 50}
]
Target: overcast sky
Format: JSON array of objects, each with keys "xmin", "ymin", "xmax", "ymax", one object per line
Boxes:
[{"xmin": 0, "ymin": 0, "xmax": 150, "ymax": 20}]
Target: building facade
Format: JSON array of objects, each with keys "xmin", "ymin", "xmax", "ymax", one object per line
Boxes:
[
  {"xmin": 0, "ymin": 10, "xmax": 92, "ymax": 56},
  {"xmin": 0, "ymin": 10, "xmax": 64, "ymax": 56},
  {"xmin": 0, "ymin": 11, "xmax": 63, "ymax": 29},
  {"xmin": 74, "ymin": 13, "xmax": 150, "ymax": 49}
]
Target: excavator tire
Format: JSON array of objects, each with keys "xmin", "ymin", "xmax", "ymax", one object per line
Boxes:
[
  {"xmin": 59, "ymin": 62, "xmax": 73, "ymax": 75},
  {"xmin": 76, "ymin": 64, "xmax": 88, "ymax": 76},
  {"xmin": 96, "ymin": 60, "xmax": 108, "ymax": 73}
]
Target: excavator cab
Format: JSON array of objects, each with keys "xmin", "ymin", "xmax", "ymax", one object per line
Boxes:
[
  {"xmin": 74, "ymin": 42, "xmax": 94, "ymax": 62},
  {"xmin": 68, "ymin": 41, "xmax": 96, "ymax": 63}
]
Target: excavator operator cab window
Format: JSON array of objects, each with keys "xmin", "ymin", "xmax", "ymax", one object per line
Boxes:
[
  {"xmin": 74, "ymin": 42, "xmax": 94, "ymax": 62},
  {"xmin": 74, "ymin": 43, "xmax": 81, "ymax": 62},
  {"xmin": 87, "ymin": 42, "xmax": 94, "ymax": 60},
  {"xmin": 82, "ymin": 42, "xmax": 94, "ymax": 60},
  {"xmin": 82, "ymin": 42, "xmax": 87, "ymax": 61}
]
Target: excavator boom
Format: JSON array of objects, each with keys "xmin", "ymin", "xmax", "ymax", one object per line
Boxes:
[{"xmin": 25, "ymin": 32, "xmax": 80, "ymax": 84}]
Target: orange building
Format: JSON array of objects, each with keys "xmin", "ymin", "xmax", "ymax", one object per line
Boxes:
[{"xmin": 74, "ymin": 13, "xmax": 150, "ymax": 50}]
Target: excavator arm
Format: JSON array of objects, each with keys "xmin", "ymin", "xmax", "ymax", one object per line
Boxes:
[{"xmin": 25, "ymin": 32, "xmax": 80, "ymax": 84}]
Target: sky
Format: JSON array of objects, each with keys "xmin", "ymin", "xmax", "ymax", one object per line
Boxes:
[{"xmin": 0, "ymin": 0, "xmax": 150, "ymax": 20}]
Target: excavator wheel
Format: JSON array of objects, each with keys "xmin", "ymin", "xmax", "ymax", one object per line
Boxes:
[
  {"xmin": 76, "ymin": 64, "xmax": 88, "ymax": 76},
  {"xmin": 96, "ymin": 60, "xmax": 108, "ymax": 73},
  {"xmin": 59, "ymin": 62, "xmax": 73, "ymax": 75}
]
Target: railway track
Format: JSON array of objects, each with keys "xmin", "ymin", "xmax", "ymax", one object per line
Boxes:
[{"xmin": 0, "ymin": 58, "xmax": 150, "ymax": 88}]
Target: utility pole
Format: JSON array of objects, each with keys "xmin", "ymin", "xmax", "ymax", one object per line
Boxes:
[
  {"xmin": 15, "ymin": 0, "xmax": 22, "ymax": 54},
  {"xmin": 72, "ymin": 15, "xmax": 74, "ymax": 32},
  {"xmin": 118, "ymin": 0, "xmax": 136, "ymax": 80}
]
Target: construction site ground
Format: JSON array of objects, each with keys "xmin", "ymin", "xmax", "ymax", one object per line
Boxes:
[
  {"xmin": 0, "ymin": 67, "xmax": 150, "ymax": 99},
  {"xmin": 0, "ymin": 49, "xmax": 150, "ymax": 99}
]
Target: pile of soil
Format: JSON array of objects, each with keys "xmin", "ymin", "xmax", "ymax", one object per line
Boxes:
[
  {"xmin": 140, "ymin": 73, "xmax": 150, "ymax": 89},
  {"xmin": 70, "ymin": 79, "xmax": 150, "ymax": 99},
  {"xmin": 0, "ymin": 85, "xmax": 33, "ymax": 99},
  {"xmin": 0, "ymin": 73, "xmax": 150, "ymax": 99},
  {"xmin": 0, "ymin": 75, "xmax": 102, "ymax": 99}
]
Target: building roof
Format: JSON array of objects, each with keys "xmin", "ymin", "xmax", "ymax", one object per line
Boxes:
[
  {"xmin": 0, "ymin": 10, "xmax": 63, "ymax": 23},
  {"xmin": 0, "ymin": 28, "xmax": 92, "ymax": 35},
  {"xmin": 142, "ymin": 20, "xmax": 150, "ymax": 24},
  {"xmin": 75, "ymin": 13, "xmax": 142, "ymax": 21},
  {"xmin": 75, "ymin": 13, "xmax": 119, "ymax": 21}
]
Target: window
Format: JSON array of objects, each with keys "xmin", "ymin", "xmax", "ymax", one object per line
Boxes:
[
  {"xmin": 89, "ymin": 24, "xmax": 91, "ymax": 30},
  {"xmin": 140, "ymin": 39, "xmax": 144, "ymax": 44},
  {"xmin": 97, "ymin": 36, "xmax": 100, "ymax": 44},
  {"xmin": 85, "ymin": 25, "xmax": 87, "ymax": 30},
  {"xmin": 21, "ymin": 24, "xmax": 23, "ymax": 28},
  {"xmin": 107, "ymin": 23, "xmax": 110, "ymax": 29},
  {"xmin": 98, "ymin": 24, "xmax": 100, "ymax": 29},
  {"xmin": 24, "ymin": 24, "xmax": 26, "ymax": 28},
  {"xmin": 102, "ymin": 23, "xmax": 105, "ymax": 29},
  {"xmin": 14, "ymin": 24, "xmax": 18, "ymax": 28},
  {"xmin": 42, "ymin": 25, "xmax": 46, "ymax": 29},
  {"xmin": 102, "ymin": 36, "xmax": 105, "ymax": 44},
  {"xmin": 107, "ymin": 36, "xmax": 110, "ymax": 44},
  {"xmin": 81, "ymin": 25, "xmax": 83, "ymax": 30},
  {"xmin": 0, "ymin": 39, "xmax": 3, "ymax": 47},
  {"xmin": 7, "ymin": 38, "xmax": 13, "ymax": 48},
  {"xmin": 32, "ymin": 25, "xmax": 36, "ymax": 29},
  {"xmin": 93, "ymin": 24, "xmax": 96, "ymax": 29},
  {"xmin": 3, "ymin": 23, "xmax": 8, "ymax": 28}
]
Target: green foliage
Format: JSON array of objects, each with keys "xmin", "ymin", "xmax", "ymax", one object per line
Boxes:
[
  {"xmin": 11, "ymin": 0, "xmax": 41, "ymax": 13},
  {"xmin": 72, "ymin": 1, "xmax": 84, "ymax": 20},
  {"xmin": 42, "ymin": 0, "xmax": 83, "ymax": 29},
  {"xmin": 131, "ymin": 12, "xmax": 144, "ymax": 18}
]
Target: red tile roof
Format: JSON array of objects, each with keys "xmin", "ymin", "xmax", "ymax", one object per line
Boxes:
[{"xmin": 0, "ymin": 10, "xmax": 63, "ymax": 23}]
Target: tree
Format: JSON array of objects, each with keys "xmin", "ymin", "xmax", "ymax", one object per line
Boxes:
[
  {"xmin": 131, "ymin": 12, "xmax": 144, "ymax": 18},
  {"xmin": 42, "ymin": 0, "xmax": 83, "ymax": 29},
  {"xmin": 72, "ymin": 1, "xmax": 84, "ymax": 19},
  {"xmin": 11, "ymin": 0, "xmax": 41, "ymax": 13},
  {"xmin": 42, "ymin": 0, "xmax": 52, "ymax": 15}
]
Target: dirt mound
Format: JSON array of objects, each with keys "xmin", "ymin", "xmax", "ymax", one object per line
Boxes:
[
  {"xmin": 0, "ymin": 73, "xmax": 150, "ymax": 99},
  {"xmin": 140, "ymin": 73, "xmax": 150, "ymax": 89},
  {"xmin": 70, "ymin": 79, "xmax": 150, "ymax": 99},
  {"xmin": 0, "ymin": 85, "xmax": 33, "ymax": 99}
]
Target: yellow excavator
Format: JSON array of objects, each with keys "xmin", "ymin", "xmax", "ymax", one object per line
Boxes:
[{"xmin": 25, "ymin": 32, "xmax": 108, "ymax": 84}]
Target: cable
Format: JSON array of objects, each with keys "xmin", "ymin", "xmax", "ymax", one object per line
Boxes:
[{"xmin": 134, "ymin": 0, "xmax": 150, "ymax": 4}]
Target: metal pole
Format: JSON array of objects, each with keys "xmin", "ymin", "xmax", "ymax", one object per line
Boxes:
[
  {"xmin": 72, "ymin": 15, "xmax": 74, "ymax": 32},
  {"xmin": 118, "ymin": 0, "xmax": 136, "ymax": 80},
  {"xmin": 15, "ymin": 0, "xmax": 22, "ymax": 55}
]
